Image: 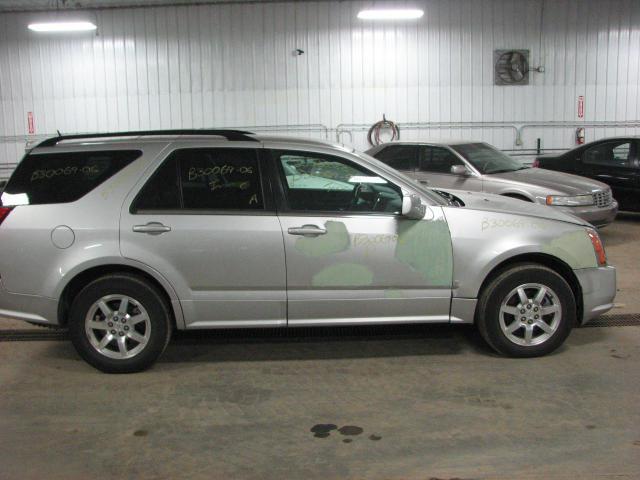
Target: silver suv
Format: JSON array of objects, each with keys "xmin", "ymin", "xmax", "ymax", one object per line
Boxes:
[{"xmin": 0, "ymin": 130, "xmax": 616, "ymax": 372}]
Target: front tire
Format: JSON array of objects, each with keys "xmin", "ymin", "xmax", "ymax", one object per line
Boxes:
[
  {"xmin": 68, "ymin": 274, "xmax": 172, "ymax": 373},
  {"xmin": 476, "ymin": 264, "xmax": 575, "ymax": 357}
]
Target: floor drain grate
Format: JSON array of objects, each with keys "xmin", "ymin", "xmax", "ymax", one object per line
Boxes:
[
  {"xmin": 0, "ymin": 329, "xmax": 68, "ymax": 342},
  {"xmin": 583, "ymin": 313, "xmax": 640, "ymax": 328}
]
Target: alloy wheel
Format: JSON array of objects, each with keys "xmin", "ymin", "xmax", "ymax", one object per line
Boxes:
[
  {"xmin": 84, "ymin": 294, "xmax": 151, "ymax": 359},
  {"xmin": 498, "ymin": 283, "xmax": 562, "ymax": 346}
]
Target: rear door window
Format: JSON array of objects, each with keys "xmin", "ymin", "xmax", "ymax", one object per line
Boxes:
[
  {"xmin": 179, "ymin": 148, "xmax": 263, "ymax": 210},
  {"xmin": 132, "ymin": 156, "xmax": 181, "ymax": 210},
  {"xmin": 583, "ymin": 141, "xmax": 632, "ymax": 167},
  {"xmin": 132, "ymin": 148, "xmax": 264, "ymax": 212},
  {"xmin": 1, "ymin": 150, "xmax": 141, "ymax": 206},
  {"xmin": 373, "ymin": 145, "xmax": 418, "ymax": 171},
  {"xmin": 420, "ymin": 147, "xmax": 461, "ymax": 173}
]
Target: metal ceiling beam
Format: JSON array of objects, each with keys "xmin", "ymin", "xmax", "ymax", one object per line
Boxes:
[{"xmin": 0, "ymin": 0, "xmax": 338, "ymax": 13}]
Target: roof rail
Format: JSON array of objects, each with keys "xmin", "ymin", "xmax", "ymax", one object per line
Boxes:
[{"xmin": 35, "ymin": 129, "xmax": 258, "ymax": 147}]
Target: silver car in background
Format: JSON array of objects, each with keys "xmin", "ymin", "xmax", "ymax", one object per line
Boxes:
[
  {"xmin": 367, "ymin": 141, "xmax": 618, "ymax": 227},
  {"xmin": 0, "ymin": 131, "xmax": 616, "ymax": 372}
]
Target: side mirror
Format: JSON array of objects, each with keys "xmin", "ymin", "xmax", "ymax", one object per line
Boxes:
[
  {"xmin": 401, "ymin": 194, "xmax": 427, "ymax": 220},
  {"xmin": 450, "ymin": 164, "xmax": 468, "ymax": 176}
]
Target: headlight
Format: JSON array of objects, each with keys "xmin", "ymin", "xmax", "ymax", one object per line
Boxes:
[{"xmin": 546, "ymin": 194, "xmax": 594, "ymax": 206}]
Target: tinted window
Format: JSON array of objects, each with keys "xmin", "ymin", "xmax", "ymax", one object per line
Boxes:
[
  {"xmin": 179, "ymin": 149, "xmax": 262, "ymax": 210},
  {"xmin": 276, "ymin": 151, "xmax": 402, "ymax": 213},
  {"xmin": 132, "ymin": 148, "xmax": 263, "ymax": 212},
  {"xmin": 374, "ymin": 145, "xmax": 418, "ymax": 171},
  {"xmin": 133, "ymin": 156, "xmax": 181, "ymax": 210},
  {"xmin": 451, "ymin": 142, "xmax": 526, "ymax": 174},
  {"xmin": 421, "ymin": 147, "xmax": 462, "ymax": 173},
  {"xmin": 1, "ymin": 150, "xmax": 140, "ymax": 206},
  {"xmin": 584, "ymin": 141, "xmax": 631, "ymax": 167}
]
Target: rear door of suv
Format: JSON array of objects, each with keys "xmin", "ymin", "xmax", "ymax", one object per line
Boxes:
[{"xmin": 120, "ymin": 145, "xmax": 287, "ymax": 328}]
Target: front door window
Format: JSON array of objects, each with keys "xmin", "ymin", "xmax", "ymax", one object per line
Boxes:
[{"xmin": 277, "ymin": 152, "xmax": 403, "ymax": 214}]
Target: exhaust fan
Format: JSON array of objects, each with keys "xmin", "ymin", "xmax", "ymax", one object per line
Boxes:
[{"xmin": 494, "ymin": 49, "xmax": 530, "ymax": 86}]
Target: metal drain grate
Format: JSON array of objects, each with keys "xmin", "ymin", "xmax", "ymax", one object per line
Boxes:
[
  {"xmin": 583, "ymin": 313, "xmax": 640, "ymax": 328},
  {"xmin": 0, "ymin": 329, "xmax": 68, "ymax": 342}
]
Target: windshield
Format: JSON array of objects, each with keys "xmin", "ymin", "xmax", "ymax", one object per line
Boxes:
[
  {"xmin": 353, "ymin": 151, "xmax": 448, "ymax": 206},
  {"xmin": 451, "ymin": 143, "xmax": 528, "ymax": 174}
]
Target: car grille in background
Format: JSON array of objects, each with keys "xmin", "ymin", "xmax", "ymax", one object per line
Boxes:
[{"xmin": 593, "ymin": 189, "xmax": 612, "ymax": 207}]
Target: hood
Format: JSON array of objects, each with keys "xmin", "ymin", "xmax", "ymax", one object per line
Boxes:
[
  {"xmin": 489, "ymin": 167, "xmax": 609, "ymax": 195},
  {"xmin": 437, "ymin": 189, "xmax": 589, "ymax": 227}
]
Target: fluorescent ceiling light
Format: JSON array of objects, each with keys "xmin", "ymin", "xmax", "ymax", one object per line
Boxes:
[
  {"xmin": 357, "ymin": 9, "xmax": 424, "ymax": 20},
  {"xmin": 28, "ymin": 21, "xmax": 97, "ymax": 32}
]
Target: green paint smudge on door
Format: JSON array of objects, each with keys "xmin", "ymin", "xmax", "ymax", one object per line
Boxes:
[
  {"xmin": 312, "ymin": 263, "xmax": 373, "ymax": 287},
  {"xmin": 395, "ymin": 218, "xmax": 453, "ymax": 287}
]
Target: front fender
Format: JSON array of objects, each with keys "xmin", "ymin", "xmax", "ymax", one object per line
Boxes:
[{"xmin": 443, "ymin": 207, "xmax": 597, "ymax": 299}]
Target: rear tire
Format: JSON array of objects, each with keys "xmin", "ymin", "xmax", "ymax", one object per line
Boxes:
[
  {"xmin": 476, "ymin": 263, "xmax": 575, "ymax": 357},
  {"xmin": 68, "ymin": 274, "xmax": 172, "ymax": 373}
]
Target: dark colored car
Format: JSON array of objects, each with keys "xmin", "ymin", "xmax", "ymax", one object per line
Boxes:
[{"xmin": 534, "ymin": 137, "xmax": 639, "ymax": 211}]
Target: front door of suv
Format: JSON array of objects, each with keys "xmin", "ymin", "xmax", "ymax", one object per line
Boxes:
[
  {"xmin": 120, "ymin": 146, "xmax": 286, "ymax": 328},
  {"xmin": 270, "ymin": 149, "xmax": 453, "ymax": 326}
]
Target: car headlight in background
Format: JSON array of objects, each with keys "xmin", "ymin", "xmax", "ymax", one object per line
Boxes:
[{"xmin": 546, "ymin": 194, "xmax": 594, "ymax": 206}]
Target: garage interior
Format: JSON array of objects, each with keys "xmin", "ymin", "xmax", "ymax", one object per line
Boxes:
[{"xmin": 1, "ymin": 0, "xmax": 639, "ymax": 479}]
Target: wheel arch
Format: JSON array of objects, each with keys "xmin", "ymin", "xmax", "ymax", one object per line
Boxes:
[
  {"xmin": 57, "ymin": 262, "xmax": 184, "ymax": 330},
  {"xmin": 475, "ymin": 252, "xmax": 583, "ymax": 325}
]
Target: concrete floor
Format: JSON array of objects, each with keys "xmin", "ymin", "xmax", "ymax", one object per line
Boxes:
[{"xmin": 1, "ymin": 215, "xmax": 639, "ymax": 480}]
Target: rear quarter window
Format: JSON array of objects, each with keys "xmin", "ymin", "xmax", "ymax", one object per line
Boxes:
[{"xmin": 1, "ymin": 150, "xmax": 141, "ymax": 206}]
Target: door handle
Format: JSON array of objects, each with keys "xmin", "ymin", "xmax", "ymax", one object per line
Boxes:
[
  {"xmin": 418, "ymin": 179, "xmax": 429, "ymax": 185},
  {"xmin": 133, "ymin": 222, "xmax": 172, "ymax": 235},
  {"xmin": 288, "ymin": 225, "xmax": 327, "ymax": 237}
]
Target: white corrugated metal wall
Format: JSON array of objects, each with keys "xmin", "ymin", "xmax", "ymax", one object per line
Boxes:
[{"xmin": 0, "ymin": 0, "xmax": 639, "ymax": 174}]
